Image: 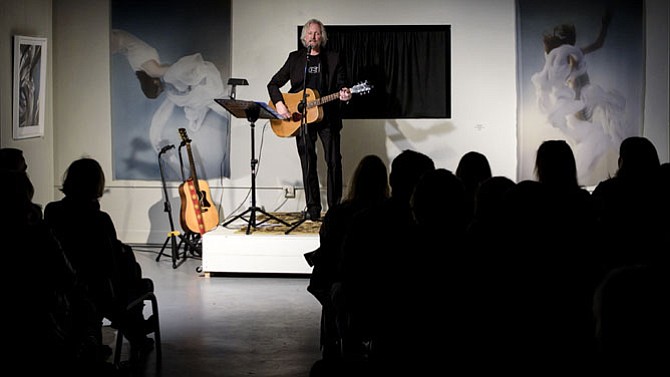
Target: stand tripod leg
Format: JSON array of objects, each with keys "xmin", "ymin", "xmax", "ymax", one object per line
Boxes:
[
  {"xmin": 174, "ymin": 231, "xmax": 202, "ymax": 268},
  {"xmin": 284, "ymin": 211, "xmax": 318, "ymax": 235},
  {"xmin": 189, "ymin": 232, "xmax": 202, "ymax": 256},
  {"xmin": 157, "ymin": 236, "xmax": 171, "ymax": 261},
  {"xmin": 246, "ymin": 216, "xmax": 253, "ymax": 235},
  {"xmin": 222, "ymin": 206, "xmax": 292, "ymax": 235},
  {"xmin": 285, "ymin": 218, "xmax": 305, "ymax": 234},
  {"xmin": 222, "ymin": 207, "xmax": 253, "ymax": 228},
  {"xmin": 255, "ymin": 207, "xmax": 292, "ymax": 227},
  {"xmin": 157, "ymin": 230, "xmax": 182, "ymax": 269}
]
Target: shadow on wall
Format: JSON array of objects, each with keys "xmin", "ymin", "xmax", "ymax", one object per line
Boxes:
[{"xmin": 147, "ymin": 195, "xmax": 181, "ymax": 245}]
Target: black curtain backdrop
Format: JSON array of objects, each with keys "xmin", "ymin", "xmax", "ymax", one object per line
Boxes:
[{"xmin": 299, "ymin": 25, "xmax": 451, "ymax": 119}]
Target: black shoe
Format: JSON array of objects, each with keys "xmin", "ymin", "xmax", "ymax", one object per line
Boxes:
[{"xmin": 306, "ymin": 209, "xmax": 321, "ymax": 221}]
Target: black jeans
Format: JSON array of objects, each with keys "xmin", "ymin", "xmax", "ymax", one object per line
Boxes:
[{"xmin": 295, "ymin": 122, "xmax": 342, "ymax": 214}]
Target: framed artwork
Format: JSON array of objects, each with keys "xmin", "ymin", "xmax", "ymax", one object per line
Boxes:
[
  {"xmin": 13, "ymin": 35, "xmax": 47, "ymax": 139},
  {"xmin": 515, "ymin": 0, "xmax": 644, "ymax": 186},
  {"xmin": 110, "ymin": 0, "xmax": 231, "ymax": 181}
]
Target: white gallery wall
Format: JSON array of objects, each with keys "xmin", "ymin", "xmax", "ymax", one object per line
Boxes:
[
  {"xmin": 1, "ymin": 0, "xmax": 666, "ymax": 244},
  {"xmin": 228, "ymin": 0, "xmax": 519, "ymax": 203},
  {"xmin": 0, "ymin": 0, "xmax": 54, "ymax": 207}
]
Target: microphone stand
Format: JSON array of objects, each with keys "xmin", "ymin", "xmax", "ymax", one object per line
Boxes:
[{"xmin": 286, "ymin": 45, "xmax": 314, "ymax": 234}]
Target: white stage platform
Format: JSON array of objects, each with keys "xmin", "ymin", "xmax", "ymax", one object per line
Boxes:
[{"xmin": 202, "ymin": 223, "xmax": 318, "ymax": 275}]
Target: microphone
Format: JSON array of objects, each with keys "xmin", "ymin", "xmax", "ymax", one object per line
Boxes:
[
  {"xmin": 306, "ymin": 44, "xmax": 312, "ymax": 55},
  {"xmin": 159, "ymin": 144, "xmax": 175, "ymax": 155}
]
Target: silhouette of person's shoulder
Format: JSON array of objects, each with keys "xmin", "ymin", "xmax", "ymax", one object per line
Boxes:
[
  {"xmin": 323, "ymin": 200, "xmax": 363, "ymax": 222},
  {"xmin": 347, "ymin": 197, "xmax": 410, "ymax": 238},
  {"xmin": 592, "ymin": 176, "xmax": 620, "ymax": 196},
  {"xmin": 44, "ymin": 199, "xmax": 64, "ymax": 216}
]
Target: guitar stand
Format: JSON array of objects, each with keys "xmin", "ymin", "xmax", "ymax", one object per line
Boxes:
[
  {"xmin": 217, "ymin": 99, "xmax": 291, "ymax": 234},
  {"xmin": 155, "ymin": 146, "xmax": 183, "ymax": 268},
  {"xmin": 155, "ymin": 145, "xmax": 202, "ymax": 269},
  {"xmin": 157, "ymin": 230, "xmax": 180, "ymax": 269},
  {"xmin": 175, "ymin": 231, "xmax": 202, "ymax": 266},
  {"xmin": 157, "ymin": 230, "xmax": 202, "ymax": 267}
]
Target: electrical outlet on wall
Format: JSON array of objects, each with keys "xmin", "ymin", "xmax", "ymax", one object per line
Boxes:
[{"xmin": 283, "ymin": 185, "xmax": 295, "ymax": 198}]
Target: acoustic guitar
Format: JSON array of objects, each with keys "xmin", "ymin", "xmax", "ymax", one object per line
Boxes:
[
  {"xmin": 268, "ymin": 81, "xmax": 373, "ymax": 137},
  {"xmin": 178, "ymin": 128, "xmax": 220, "ymax": 234}
]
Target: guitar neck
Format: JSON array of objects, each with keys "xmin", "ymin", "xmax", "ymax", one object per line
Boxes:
[
  {"xmin": 307, "ymin": 91, "xmax": 340, "ymax": 109},
  {"xmin": 186, "ymin": 144, "xmax": 201, "ymax": 191}
]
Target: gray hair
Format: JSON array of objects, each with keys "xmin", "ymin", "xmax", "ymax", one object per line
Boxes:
[{"xmin": 301, "ymin": 18, "xmax": 328, "ymax": 48}]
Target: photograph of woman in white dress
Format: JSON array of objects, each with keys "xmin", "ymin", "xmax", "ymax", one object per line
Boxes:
[
  {"xmin": 516, "ymin": 0, "xmax": 643, "ymax": 186},
  {"xmin": 110, "ymin": 0, "xmax": 231, "ymax": 181}
]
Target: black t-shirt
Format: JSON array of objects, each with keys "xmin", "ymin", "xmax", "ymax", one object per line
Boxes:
[{"xmin": 306, "ymin": 54, "xmax": 323, "ymax": 92}]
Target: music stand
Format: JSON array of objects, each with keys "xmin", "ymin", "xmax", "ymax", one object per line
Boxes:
[{"xmin": 215, "ymin": 99, "xmax": 292, "ymax": 234}]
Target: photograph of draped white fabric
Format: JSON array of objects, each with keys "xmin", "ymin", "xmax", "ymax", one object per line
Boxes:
[
  {"xmin": 110, "ymin": 0, "xmax": 232, "ymax": 182},
  {"xmin": 516, "ymin": 0, "xmax": 644, "ymax": 186}
]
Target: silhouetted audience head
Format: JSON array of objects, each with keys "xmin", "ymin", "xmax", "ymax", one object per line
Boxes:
[
  {"xmin": 2, "ymin": 169, "xmax": 40, "ymax": 224},
  {"xmin": 456, "ymin": 151, "xmax": 492, "ymax": 223},
  {"xmin": 615, "ymin": 136, "xmax": 660, "ymax": 181},
  {"xmin": 61, "ymin": 157, "xmax": 106, "ymax": 200},
  {"xmin": 455, "ymin": 151, "xmax": 492, "ymax": 192},
  {"xmin": 534, "ymin": 139, "xmax": 579, "ymax": 188},
  {"xmin": 660, "ymin": 162, "xmax": 670, "ymax": 189},
  {"xmin": 591, "ymin": 139, "xmax": 667, "ymax": 268},
  {"xmin": 411, "ymin": 168, "xmax": 467, "ymax": 231},
  {"xmin": 343, "ymin": 154, "xmax": 389, "ymax": 203},
  {"xmin": 0, "ymin": 147, "xmax": 28, "ymax": 172},
  {"xmin": 593, "ymin": 264, "xmax": 670, "ymax": 373},
  {"xmin": 473, "ymin": 176, "xmax": 516, "ymax": 222},
  {"xmin": 2, "ymin": 149, "xmax": 41, "ymax": 223},
  {"xmin": 501, "ymin": 179, "xmax": 549, "ymax": 238},
  {"xmin": 389, "ymin": 149, "xmax": 435, "ymax": 201},
  {"xmin": 3, "ymin": 164, "xmax": 89, "ymax": 374},
  {"xmin": 660, "ymin": 162, "xmax": 670, "ymax": 174}
]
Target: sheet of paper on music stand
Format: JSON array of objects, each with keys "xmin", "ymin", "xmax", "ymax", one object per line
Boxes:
[{"xmin": 214, "ymin": 98, "xmax": 283, "ymax": 119}]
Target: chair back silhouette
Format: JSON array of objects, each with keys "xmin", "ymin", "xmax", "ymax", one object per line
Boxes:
[{"xmin": 114, "ymin": 279, "xmax": 162, "ymax": 367}]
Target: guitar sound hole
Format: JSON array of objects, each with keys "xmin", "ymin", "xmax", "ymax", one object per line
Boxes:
[
  {"xmin": 291, "ymin": 113, "xmax": 302, "ymax": 122},
  {"xmin": 199, "ymin": 191, "xmax": 211, "ymax": 207}
]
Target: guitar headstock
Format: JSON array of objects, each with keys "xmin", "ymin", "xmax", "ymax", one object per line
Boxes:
[
  {"xmin": 351, "ymin": 80, "xmax": 373, "ymax": 95},
  {"xmin": 178, "ymin": 128, "xmax": 191, "ymax": 143}
]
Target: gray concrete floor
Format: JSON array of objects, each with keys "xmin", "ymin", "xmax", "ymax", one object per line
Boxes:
[{"xmin": 113, "ymin": 245, "xmax": 322, "ymax": 377}]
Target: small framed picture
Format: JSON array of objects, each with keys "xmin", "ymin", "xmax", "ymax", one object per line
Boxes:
[{"xmin": 13, "ymin": 35, "xmax": 47, "ymax": 139}]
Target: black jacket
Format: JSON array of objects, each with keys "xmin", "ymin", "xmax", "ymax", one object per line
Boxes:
[{"xmin": 267, "ymin": 47, "xmax": 349, "ymax": 128}]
